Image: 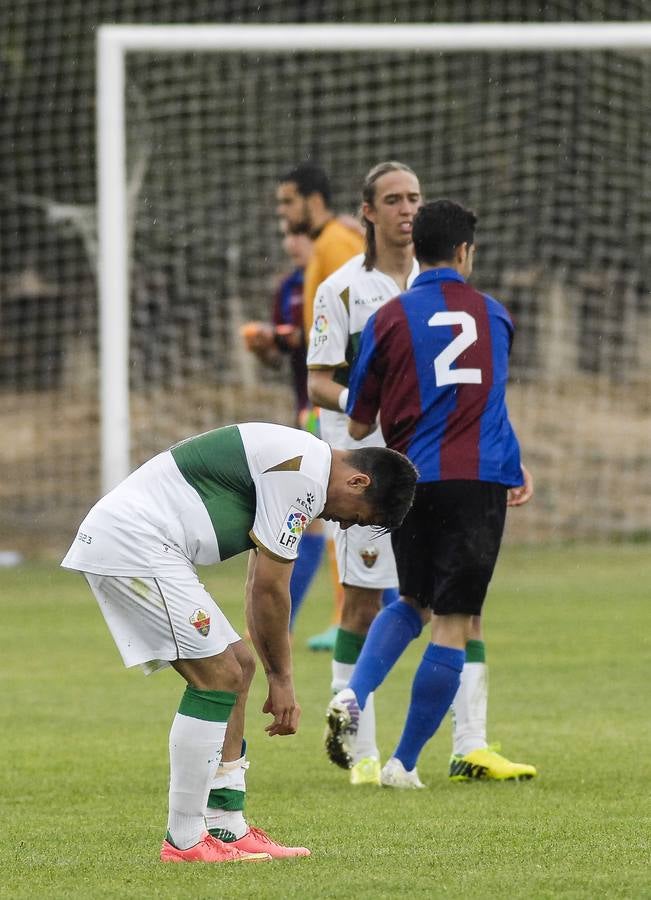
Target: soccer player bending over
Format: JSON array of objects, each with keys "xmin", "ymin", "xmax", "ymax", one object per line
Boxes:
[
  {"xmin": 61, "ymin": 423, "xmax": 416, "ymax": 860},
  {"xmin": 325, "ymin": 199, "xmax": 536, "ymax": 788}
]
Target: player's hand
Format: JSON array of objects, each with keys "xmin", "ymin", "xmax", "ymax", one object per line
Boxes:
[
  {"xmin": 240, "ymin": 321, "xmax": 275, "ymax": 352},
  {"xmin": 262, "ymin": 676, "xmax": 301, "ymax": 736},
  {"xmin": 507, "ymin": 464, "xmax": 534, "ymax": 507},
  {"xmin": 274, "ymin": 324, "xmax": 302, "ymax": 349}
]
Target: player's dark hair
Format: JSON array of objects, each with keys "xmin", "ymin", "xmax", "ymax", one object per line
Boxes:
[
  {"xmin": 412, "ymin": 199, "xmax": 477, "ymax": 265},
  {"xmin": 361, "ymin": 161, "xmax": 419, "ymax": 270},
  {"xmin": 344, "ymin": 446, "xmax": 418, "ymax": 532},
  {"xmin": 279, "ymin": 162, "xmax": 332, "ymax": 206}
]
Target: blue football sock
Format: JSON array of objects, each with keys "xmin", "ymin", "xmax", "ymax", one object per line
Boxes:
[
  {"xmin": 393, "ymin": 643, "xmax": 465, "ymax": 772},
  {"xmin": 348, "ymin": 600, "xmax": 423, "ymax": 710},
  {"xmin": 289, "ymin": 533, "xmax": 325, "ymax": 630},
  {"xmin": 381, "ymin": 587, "xmax": 400, "ymax": 607}
]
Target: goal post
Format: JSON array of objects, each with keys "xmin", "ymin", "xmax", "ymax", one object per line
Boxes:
[{"xmin": 96, "ymin": 22, "xmax": 651, "ymax": 541}]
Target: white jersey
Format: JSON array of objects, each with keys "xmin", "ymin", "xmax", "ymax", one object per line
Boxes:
[
  {"xmin": 306, "ymin": 253, "xmax": 419, "ymax": 449},
  {"xmin": 306, "ymin": 254, "xmax": 418, "ymax": 590},
  {"xmin": 62, "ymin": 423, "xmax": 331, "ymax": 576}
]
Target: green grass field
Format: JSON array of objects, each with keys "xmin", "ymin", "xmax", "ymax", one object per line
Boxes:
[{"xmin": 1, "ymin": 544, "xmax": 650, "ymax": 899}]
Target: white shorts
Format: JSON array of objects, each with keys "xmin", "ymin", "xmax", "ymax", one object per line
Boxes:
[
  {"xmin": 333, "ymin": 523, "xmax": 398, "ymax": 590},
  {"xmin": 84, "ymin": 569, "xmax": 241, "ymax": 675}
]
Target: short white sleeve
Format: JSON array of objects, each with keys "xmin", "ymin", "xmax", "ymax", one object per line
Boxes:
[
  {"xmin": 306, "ymin": 277, "xmax": 350, "ymax": 368},
  {"xmin": 239, "ymin": 425, "xmax": 331, "ymax": 562},
  {"xmin": 250, "ymin": 471, "xmax": 321, "ymax": 561}
]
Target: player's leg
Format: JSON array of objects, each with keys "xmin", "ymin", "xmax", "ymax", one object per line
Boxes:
[
  {"xmin": 157, "ymin": 581, "xmax": 272, "ymax": 861},
  {"xmin": 445, "ymin": 482, "xmax": 502, "ymax": 764},
  {"xmin": 327, "ymin": 594, "xmax": 427, "ymax": 775},
  {"xmin": 445, "ymin": 483, "xmax": 537, "ymax": 782},
  {"xmin": 380, "ymin": 482, "xmax": 471, "ymax": 788},
  {"xmin": 151, "ymin": 578, "xmax": 252, "ymax": 855},
  {"xmin": 205, "ymin": 639, "xmax": 254, "ymax": 842},
  {"xmin": 168, "ymin": 651, "xmax": 245, "ymax": 850},
  {"xmin": 450, "ymin": 614, "xmax": 489, "ymax": 757},
  {"xmin": 324, "ymin": 524, "xmax": 398, "ymax": 782},
  {"xmin": 331, "ymin": 583, "xmax": 381, "ymax": 774},
  {"xmin": 82, "ymin": 571, "xmax": 268, "ymax": 863},
  {"xmin": 206, "ymin": 638, "xmax": 310, "ymax": 858},
  {"xmin": 449, "ymin": 620, "xmax": 538, "ymax": 782},
  {"xmin": 382, "ymin": 612, "xmax": 467, "ymax": 788}
]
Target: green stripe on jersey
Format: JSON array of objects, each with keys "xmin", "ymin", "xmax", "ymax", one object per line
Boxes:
[
  {"xmin": 333, "ymin": 330, "xmax": 363, "ymax": 389},
  {"xmin": 171, "ymin": 426, "xmax": 256, "ymax": 560}
]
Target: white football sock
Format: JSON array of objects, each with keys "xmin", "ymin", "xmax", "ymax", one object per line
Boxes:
[
  {"xmin": 451, "ymin": 662, "xmax": 489, "ymax": 756},
  {"xmin": 352, "ymin": 691, "xmax": 379, "ymax": 763},
  {"xmin": 331, "ymin": 660, "xmax": 354, "ymax": 694},
  {"xmin": 332, "ymin": 661, "xmax": 379, "ymax": 763},
  {"xmin": 205, "ymin": 754, "xmax": 249, "ymax": 840},
  {"xmin": 167, "ymin": 712, "xmax": 226, "ymax": 850}
]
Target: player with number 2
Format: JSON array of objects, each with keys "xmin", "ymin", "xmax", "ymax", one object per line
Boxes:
[{"xmin": 326, "ymin": 199, "xmax": 536, "ymax": 788}]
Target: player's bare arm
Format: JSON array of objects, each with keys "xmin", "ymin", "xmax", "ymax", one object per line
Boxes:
[
  {"xmin": 307, "ymin": 367, "xmax": 348, "ymax": 412},
  {"xmin": 507, "ymin": 464, "xmax": 534, "ymax": 507},
  {"xmin": 245, "ymin": 548, "xmax": 301, "ymax": 736}
]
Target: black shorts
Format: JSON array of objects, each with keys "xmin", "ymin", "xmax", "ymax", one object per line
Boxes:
[{"xmin": 391, "ymin": 481, "xmax": 507, "ymax": 616}]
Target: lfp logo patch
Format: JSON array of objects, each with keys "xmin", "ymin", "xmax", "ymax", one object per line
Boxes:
[
  {"xmin": 314, "ymin": 314, "xmax": 328, "ymax": 333},
  {"xmin": 277, "ymin": 507, "xmax": 310, "ymax": 551},
  {"xmin": 287, "ymin": 510, "xmax": 309, "ymax": 533},
  {"xmin": 189, "ymin": 608, "xmax": 211, "ymax": 636}
]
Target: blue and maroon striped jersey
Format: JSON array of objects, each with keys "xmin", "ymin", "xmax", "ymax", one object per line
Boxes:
[{"xmin": 347, "ymin": 268, "xmax": 523, "ymax": 486}]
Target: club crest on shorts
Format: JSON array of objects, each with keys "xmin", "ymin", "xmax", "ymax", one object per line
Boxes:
[
  {"xmin": 360, "ymin": 546, "xmax": 379, "ymax": 568},
  {"xmin": 189, "ymin": 608, "xmax": 211, "ymax": 636}
]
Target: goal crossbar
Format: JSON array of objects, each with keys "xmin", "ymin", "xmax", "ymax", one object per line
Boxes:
[{"xmin": 97, "ymin": 21, "xmax": 651, "ymax": 492}]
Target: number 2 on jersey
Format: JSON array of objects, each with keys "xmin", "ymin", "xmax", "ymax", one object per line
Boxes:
[{"xmin": 428, "ymin": 311, "xmax": 482, "ymax": 386}]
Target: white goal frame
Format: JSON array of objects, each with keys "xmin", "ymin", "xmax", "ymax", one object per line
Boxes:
[{"xmin": 97, "ymin": 21, "xmax": 651, "ymax": 493}]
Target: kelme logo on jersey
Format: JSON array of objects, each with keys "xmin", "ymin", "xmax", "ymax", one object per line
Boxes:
[
  {"xmin": 360, "ymin": 546, "xmax": 379, "ymax": 568},
  {"xmin": 295, "ymin": 492, "xmax": 315, "ymax": 514},
  {"xmin": 277, "ymin": 507, "xmax": 310, "ymax": 551},
  {"xmin": 189, "ymin": 609, "xmax": 211, "ymax": 636}
]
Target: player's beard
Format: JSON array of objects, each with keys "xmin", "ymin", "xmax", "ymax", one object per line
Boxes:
[{"xmin": 291, "ymin": 199, "xmax": 311, "ymax": 235}]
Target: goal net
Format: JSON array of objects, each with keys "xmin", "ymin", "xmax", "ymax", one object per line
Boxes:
[{"xmin": 2, "ymin": 18, "xmax": 650, "ymax": 548}]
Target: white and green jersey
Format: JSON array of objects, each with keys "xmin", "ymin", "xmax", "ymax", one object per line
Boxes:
[
  {"xmin": 62, "ymin": 423, "xmax": 331, "ymax": 576},
  {"xmin": 306, "ymin": 253, "xmax": 419, "ymax": 449}
]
